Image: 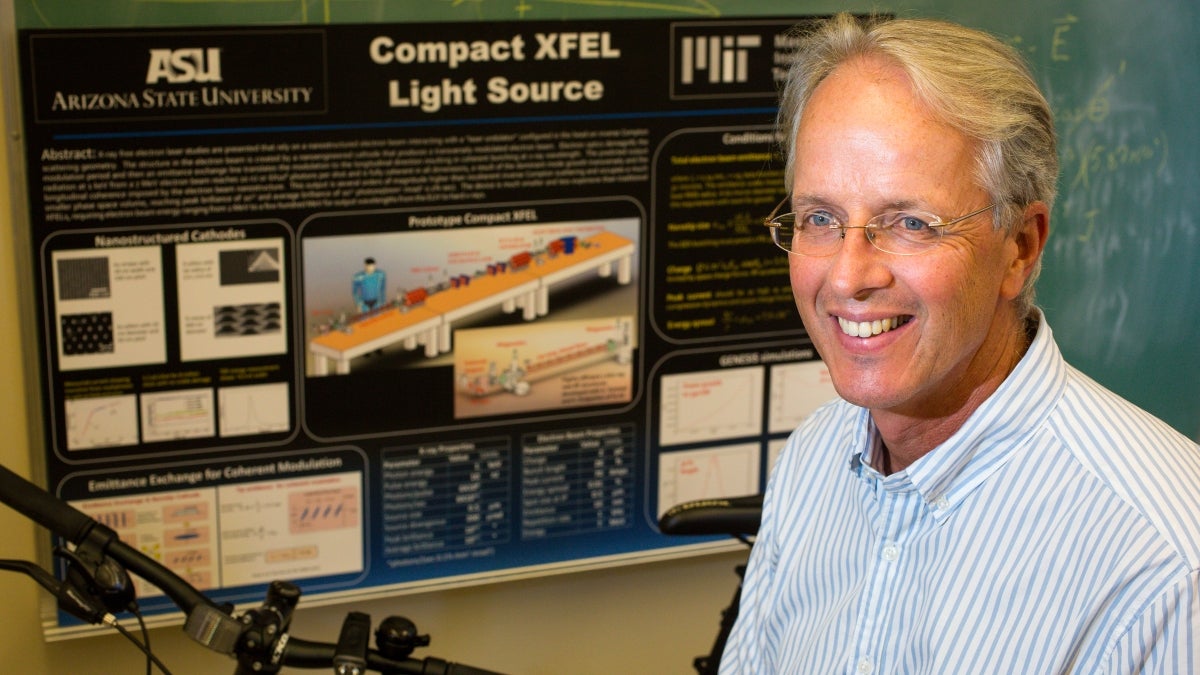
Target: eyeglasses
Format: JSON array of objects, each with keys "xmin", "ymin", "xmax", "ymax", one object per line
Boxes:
[{"xmin": 763, "ymin": 196, "xmax": 995, "ymax": 257}]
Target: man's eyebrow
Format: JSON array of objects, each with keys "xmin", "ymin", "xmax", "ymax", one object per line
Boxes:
[
  {"xmin": 790, "ymin": 193, "xmax": 928, "ymax": 212},
  {"xmin": 789, "ymin": 193, "xmax": 834, "ymax": 210}
]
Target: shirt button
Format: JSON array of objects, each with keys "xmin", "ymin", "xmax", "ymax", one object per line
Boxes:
[
  {"xmin": 857, "ymin": 657, "xmax": 874, "ymax": 674},
  {"xmin": 882, "ymin": 544, "xmax": 899, "ymax": 561}
]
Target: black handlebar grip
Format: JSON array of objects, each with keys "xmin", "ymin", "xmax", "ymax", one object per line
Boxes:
[{"xmin": 0, "ymin": 463, "xmax": 96, "ymax": 545}]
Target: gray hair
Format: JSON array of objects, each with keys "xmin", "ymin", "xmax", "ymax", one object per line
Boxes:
[{"xmin": 778, "ymin": 13, "xmax": 1058, "ymax": 316}]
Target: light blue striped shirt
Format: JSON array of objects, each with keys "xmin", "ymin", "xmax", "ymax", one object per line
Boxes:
[{"xmin": 720, "ymin": 314, "xmax": 1200, "ymax": 674}]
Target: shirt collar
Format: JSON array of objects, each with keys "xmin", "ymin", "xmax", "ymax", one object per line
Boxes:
[{"xmin": 846, "ymin": 311, "xmax": 1068, "ymax": 516}]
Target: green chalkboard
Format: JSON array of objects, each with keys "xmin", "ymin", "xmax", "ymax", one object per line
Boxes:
[{"xmin": 11, "ymin": 0, "xmax": 1198, "ymax": 440}]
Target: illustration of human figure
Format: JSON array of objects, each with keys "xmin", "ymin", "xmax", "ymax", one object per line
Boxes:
[{"xmin": 352, "ymin": 257, "xmax": 386, "ymax": 313}]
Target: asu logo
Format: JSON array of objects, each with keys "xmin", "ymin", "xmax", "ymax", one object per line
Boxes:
[{"xmin": 145, "ymin": 48, "xmax": 223, "ymax": 84}]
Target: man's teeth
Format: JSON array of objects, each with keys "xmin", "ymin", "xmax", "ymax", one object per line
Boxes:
[{"xmin": 838, "ymin": 316, "xmax": 907, "ymax": 337}]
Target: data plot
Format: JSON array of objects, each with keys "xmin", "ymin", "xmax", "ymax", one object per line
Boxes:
[
  {"xmin": 657, "ymin": 443, "xmax": 761, "ymax": 518},
  {"xmin": 289, "ymin": 486, "xmax": 359, "ymax": 534},
  {"xmin": 768, "ymin": 360, "xmax": 839, "ymax": 433},
  {"xmin": 219, "ymin": 382, "xmax": 290, "ymax": 437},
  {"xmin": 65, "ymin": 394, "xmax": 139, "ymax": 451},
  {"xmin": 141, "ymin": 388, "xmax": 215, "ymax": 442},
  {"xmin": 659, "ymin": 366, "xmax": 764, "ymax": 446}
]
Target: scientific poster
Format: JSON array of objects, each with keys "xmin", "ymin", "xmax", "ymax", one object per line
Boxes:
[{"xmin": 16, "ymin": 16, "xmax": 838, "ymax": 631}]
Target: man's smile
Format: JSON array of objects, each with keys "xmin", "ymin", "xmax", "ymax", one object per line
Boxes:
[{"xmin": 836, "ymin": 315, "xmax": 912, "ymax": 338}]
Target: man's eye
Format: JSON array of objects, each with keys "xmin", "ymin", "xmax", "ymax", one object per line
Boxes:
[
  {"xmin": 803, "ymin": 211, "xmax": 836, "ymax": 228},
  {"xmin": 889, "ymin": 213, "xmax": 932, "ymax": 231}
]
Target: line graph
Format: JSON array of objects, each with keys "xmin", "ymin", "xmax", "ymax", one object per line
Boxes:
[
  {"xmin": 141, "ymin": 388, "xmax": 215, "ymax": 442},
  {"xmin": 219, "ymin": 382, "xmax": 290, "ymax": 437},
  {"xmin": 658, "ymin": 365, "xmax": 763, "ymax": 446},
  {"xmin": 657, "ymin": 443, "xmax": 760, "ymax": 517},
  {"xmin": 65, "ymin": 394, "xmax": 139, "ymax": 451},
  {"xmin": 768, "ymin": 360, "xmax": 838, "ymax": 433}
]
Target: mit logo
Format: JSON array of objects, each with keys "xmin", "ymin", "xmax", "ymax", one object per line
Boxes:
[
  {"xmin": 670, "ymin": 21, "xmax": 794, "ymax": 100},
  {"xmin": 679, "ymin": 34, "xmax": 763, "ymax": 85}
]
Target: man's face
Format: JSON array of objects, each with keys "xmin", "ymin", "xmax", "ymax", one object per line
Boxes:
[{"xmin": 789, "ymin": 56, "xmax": 1031, "ymax": 420}]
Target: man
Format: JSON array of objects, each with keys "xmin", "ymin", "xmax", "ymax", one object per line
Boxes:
[
  {"xmin": 720, "ymin": 13, "xmax": 1200, "ymax": 674},
  {"xmin": 352, "ymin": 256, "xmax": 386, "ymax": 313}
]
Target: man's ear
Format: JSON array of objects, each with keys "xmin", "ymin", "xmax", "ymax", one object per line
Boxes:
[{"xmin": 1002, "ymin": 201, "xmax": 1050, "ymax": 300}]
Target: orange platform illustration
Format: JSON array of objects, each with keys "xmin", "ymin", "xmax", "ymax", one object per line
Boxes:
[{"xmin": 308, "ymin": 231, "xmax": 635, "ymax": 375}]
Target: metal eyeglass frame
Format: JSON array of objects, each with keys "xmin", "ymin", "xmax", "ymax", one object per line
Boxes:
[{"xmin": 763, "ymin": 195, "xmax": 995, "ymax": 256}]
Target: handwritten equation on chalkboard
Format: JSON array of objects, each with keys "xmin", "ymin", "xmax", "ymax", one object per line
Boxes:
[{"xmin": 1008, "ymin": 13, "xmax": 1196, "ymax": 372}]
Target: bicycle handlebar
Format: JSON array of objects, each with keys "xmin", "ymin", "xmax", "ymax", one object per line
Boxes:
[
  {"xmin": 0, "ymin": 462, "xmax": 506, "ymax": 674},
  {"xmin": 0, "ymin": 462, "xmax": 224, "ymax": 630}
]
